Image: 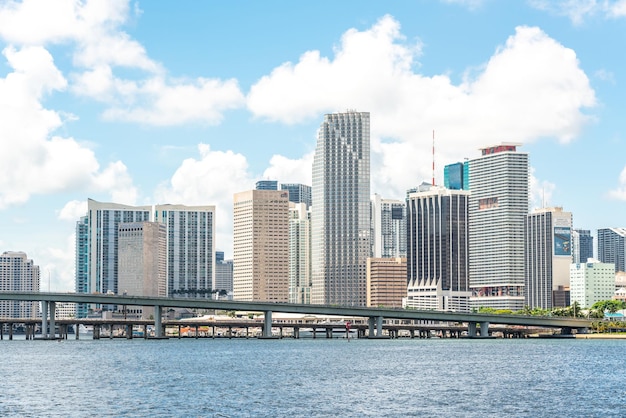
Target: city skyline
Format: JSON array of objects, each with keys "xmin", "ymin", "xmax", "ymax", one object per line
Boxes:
[{"xmin": 1, "ymin": 1, "xmax": 626, "ymax": 291}]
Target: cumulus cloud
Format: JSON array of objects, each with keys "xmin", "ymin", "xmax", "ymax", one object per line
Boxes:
[
  {"xmin": 608, "ymin": 166, "xmax": 626, "ymax": 200},
  {"xmin": 37, "ymin": 233, "xmax": 76, "ymax": 292},
  {"xmin": 155, "ymin": 144, "xmax": 255, "ymax": 255},
  {"xmin": 262, "ymin": 152, "xmax": 314, "ymax": 186},
  {"xmin": 58, "ymin": 200, "xmax": 88, "ymax": 221},
  {"xmin": 528, "ymin": 0, "xmax": 626, "ymax": 23},
  {"xmin": 529, "ymin": 168, "xmax": 557, "ymax": 210},
  {"xmin": 248, "ymin": 16, "xmax": 596, "ymax": 198}
]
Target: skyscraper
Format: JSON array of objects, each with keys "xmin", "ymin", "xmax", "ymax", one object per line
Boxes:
[
  {"xmin": 153, "ymin": 204, "xmax": 216, "ymax": 298},
  {"xmin": 524, "ymin": 207, "xmax": 572, "ymax": 309},
  {"xmin": 370, "ymin": 194, "xmax": 407, "ymax": 258},
  {"xmin": 597, "ymin": 227, "xmax": 626, "ymax": 273},
  {"xmin": 214, "ymin": 251, "xmax": 233, "ymax": 298},
  {"xmin": 572, "ymin": 229, "xmax": 594, "ymax": 264},
  {"xmin": 281, "ymin": 183, "xmax": 312, "ymax": 208},
  {"xmin": 75, "ymin": 216, "xmax": 89, "ymax": 317},
  {"xmin": 233, "ymin": 189, "xmax": 289, "ymax": 302},
  {"xmin": 311, "ymin": 111, "xmax": 370, "ymax": 306},
  {"xmin": 406, "ymin": 185, "xmax": 471, "ymax": 312},
  {"xmin": 468, "ymin": 143, "xmax": 529, "ymax": 311},
  {"xmin": 0, "ymin": 251, "xmax": 39, "ymax": 318},
  {"xmin": 443, "ymin": 161, "xmax": 469, "ymax": 190},
  {"xmin": 289, "ymin": 202, "xmax": 311, "ymax": 304},
  {"xmin": 256, "ymin": 180, "xmax": 278, "ymax": 190}
]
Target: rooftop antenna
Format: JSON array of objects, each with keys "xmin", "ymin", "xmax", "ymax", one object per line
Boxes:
[{"xmin": 432, "ymin": 130, "xmax": 435, "ymax": 186}]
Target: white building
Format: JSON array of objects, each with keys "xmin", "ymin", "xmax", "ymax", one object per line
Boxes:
[
  {"xmin": 233, "ymin": 189, "xmax": 289, "ymax": 302},
  {"xmin": 469, "ymin": 143, "xmax": 529, "ymax": 311},
  {"xmin": 371, "ymin": 194, "xmax": 407, "ymax": 258},
  {"xmin": 570, "ymin": 259, "xmax": 615, "ymax": 308},
  {"xmin": 289, "ymin": 202, "xmax": 311, "ymax": 304},
  {"xmin": 525, "ymin": 207, "xmax": 573, "ymax": 309},
  {"xmin": 0, "ymin": 251, "xmax": 39, "ymax": 318},
  {"xmin": 311, "ymin": 111, "xmax": 370, "ymax": 306}
]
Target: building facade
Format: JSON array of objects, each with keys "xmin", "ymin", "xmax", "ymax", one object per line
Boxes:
[
  {"xmin": 281, "ymin": 183, "xmax": 312, "ymax": 208},
  {"xmin": 311, "ymin": 111, "xmax": 370, "ymax": 306},
  {"xmin": 406, "ymin": 185, "xmax": 471, "ymax": 312},
  {"xmin": 597, "ymin": 227, "xmax": 626, "ymax": 273},
  {"xmin": 214, "ymin": 251, "xmax": 233, "ymax": 298},
  {"xmin": 570, "ymin": 259, "xmax": 615, "ymax": 308},
  {"xmin": 572, "ymin": 229, "xmax": 593, "ymax": 264},
  {"xmin": 288, "ymin": 202, "xmax": 312, "ymax": 304},
  {"xmin": 233, "ymin": 189, "xmax": 289, "ymax": 302},
  {"xmin": 0, "ymin": 251, "xmax": 39, "ymax": 318},
  {"xmin": 371, "ymin": 194, "xmax": 407, "ymax": 259},
  {"xmin": 468, "ymin": 143, "xmax": 529, "ymax": 311},
  {"xmin": 75, "ymin": 215, "xmax": 89, "ymax": 317},
  {"xmin": 117, "ymin": 222, "xmax": 167, "ymax": 319},
  {"xmin": 524, "ymin": 207, "xmax": 573, "ymax": 309},
  {"xmin": 443, "ymin": 161, "xmax": 469, "ymax": 190},
  {"xmin": 153, "ymin": 204, "xmax": 216, "ymax": 298},
  {"xmin": 256, "ymin": 180, "xmax": 278, "ymax": 190},
  {"xmin": 366, "ymin": 257, "xmax": 407, "ymax": 308}
]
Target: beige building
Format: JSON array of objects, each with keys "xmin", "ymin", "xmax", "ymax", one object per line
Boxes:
[
  {"xmin": 233, "ymin": 190, "xmax": 289, "ymax": 302},
  {"xmin": 117, "ymin": 222, "xmax": 167, "ymax": 319},
  {"xmin": 366, "ymin": 257, "xmax": 407, "ymax": 308}
]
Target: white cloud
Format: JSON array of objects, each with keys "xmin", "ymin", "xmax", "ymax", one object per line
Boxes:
[
  {"xmin": 608, "ymin": 166, "xmax": 626, "ymax": 200},
  {"xmin": 530, "ymin": 168, "xmax": 557, "ymax": 210},
  {"xmin": 37, "ymin": 233, "xmax": 76, "ymax": 292},
  {"xmin": 155, "ymin": 144, "xmax": 255, "ymax": 256},
  {"xmin": 262, "ymin": 152, "xmax": 314, "ymax": 186},
  {"xmin": 528, "ymin": 0, "xmax": 626, "ymax": 23},
  {"xmin": 248, "ymin": 17, "xmax": 596, "ymax": 199},
  {"xmin": 58, "ymin": 200, "xmax": 88, "ymax": 221}
]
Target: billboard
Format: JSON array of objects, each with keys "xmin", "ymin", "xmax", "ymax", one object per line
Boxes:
[{"xmin": 554, "ymin": 227, "xmax": 571, "ymax": 256}]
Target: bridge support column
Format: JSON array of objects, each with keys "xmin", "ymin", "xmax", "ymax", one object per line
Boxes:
[
  {"xmin": 262, "ymin": 310, "xmax": 273, "ymax": 338},
  {"xmin": 49, "ymin": 302, "xmax": 56, "ymax": 339},
  {"xmin": 468, "ymin": 322, "xmax": 477, "ymax": 337},
  {"xmin": 41, "ymin": 301, "xmax": 49, "ymax": 339},
  {"xmin": 154, "ymin": 305, "xmax": 163, "ymax": 338},
  {"xmin": 480, "ymin": 322, "xmax": 489, "ymax": 338},
  {"xmin": 367, "ymin": 316, "xmax": 384, "ymax": 338}
]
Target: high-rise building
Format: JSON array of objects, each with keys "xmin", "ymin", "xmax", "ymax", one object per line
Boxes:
[
  {"xmin": 214, "ymin": 251, "xmax": 233, "ymax": 298},
  {"xmin": 524, "ymin": 207, "xmax": 573, "ymax": 309},
  {"xmin": 281, "ymin": 183, "xmax": 312, "ymax": 208},
  {"xmin": 366, "ymin": 257, "xmax": 407, "ymax": 308},
  {"xmin": 406, "ymin": 185, "xmax": 471, "ymax": 312},
  {"xmin": 75, "ymin": 216, "xmax": 89, "ymax": 317},
  {"xmin": 570, "ymin": 259, "xmax": 615, "ymax": 308},
  {"xmin": 288, "ymin": 202, "xmax": 311, "ymax": 304},
  {"xmin": 572, "ymin": 229, "xmax": 594, "ymax": 264},
  {"xmin": 0, "ymin": 251, "xmax": 39, "ymax": 318},
  {"xmin": 153, "ymin": 204, "xmax": 216, "ymax": 298},
  {"xmin": 311, "ymin": 111, "xmax": 370, "ymax": 306},
  {"xmin": 597, "ymin": 227, "xmax": 626, "ymax": 273},
  {"xmin": 468, "ymin": 143, "xmax": 529, "ymax": 311},
  {"xmin": 443, "ymin": 161, "xmax": 469, "ymax": 190},
  {"xmin": 233, "ymin": 189, "xmax": 289, "ymax": 302},
  {"xmin": 117, "ymin": 222, "xmax": 167, "ymax": 319},
  {"xmin": 256, "ymin": 180, "xmax": 278, "ymax": 190},
  {"xmin": 371, "ymin": 194, "xmax": 407, "ymax": 259},
  {"xmin": 85, "ymin": 199, "xmax": 152, "ymax": 297}
]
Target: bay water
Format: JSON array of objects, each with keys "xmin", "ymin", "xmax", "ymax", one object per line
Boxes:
[{"xmin": 1, "ymin": 337, "xmax": 624, "ymax": 417}]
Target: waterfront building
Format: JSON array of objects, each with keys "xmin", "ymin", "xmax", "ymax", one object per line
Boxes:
[
  {"xmin": 289, "ymin": 202, "xmax": 312, "ymax": 304},
  {"xmin": 572, "ymin": 229, "xmax": 594, "ymax": 264},
  {"xmin": 233, "ymin": 189, "xmax": 289, "ymax": 302},
  {"xmin": 443, "ymin": 161, "xmax": 469, "ymax": 190},
  {"xmin": 214, "ymin": 251, "xmax": 233, "ymax": 299},
  {"xmin": 570, "ymin": 259, "xmax": 615, "ymax": 308},
  {"xmin": 54, "ymin": 302, "xmax": 77, "ymax": 319},
  {"xmin": 256, "ymin": 180, "xmax": 278, "ymax": 191},
  {"xmin": 75, "ymin": 215, "xmax": 89, "ymax": 317},
  {"xmin": 524, "ymin": 207, "xmax": 573, "ymax": 309},
  {"xmin": 154, "ymin": 204, "xmax": 216, "ymax": 298},
  {"xmin": 311, "ymin": 111, "xmax": 371, "ymax": 306},
  {"xmin": 117, "ymin": 222, "xmax": 167, "ymax": 319},
  {"xmin": 406, "ymin": 185, "xmax": 471, "ymax": 312},
  {"xmin": 366, "ymin": 257, "xmax": 407, "ymax": 308},
  {"xmin": 468, "ymin": 143, "xmax": 529, "ymax": 311},
  {"xmin": 0, "ymin": 251, "xmax": 39, "ymax": 318},
  {"xmin": 597, "ymin": 227, "xmax": 626, "ymax": 273},
  {"xmin": 281, "ymin": 183, "xmax": 312, "ymax": 208},
  {"xmin": 371, "ymin": 194, "xmax": 407, "ymax": 258}
]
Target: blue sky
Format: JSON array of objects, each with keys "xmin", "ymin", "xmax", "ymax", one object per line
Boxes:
[{"xmin": 1, "ymin": 0, "xmax": 625, "ymax": 291}]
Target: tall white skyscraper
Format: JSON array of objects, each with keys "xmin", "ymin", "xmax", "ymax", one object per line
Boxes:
[
  {"xmin": 524, "ymin": 207, "xmax": 573, "ymax": 309},
  {"xmin": 371, "ymin": 193, "xmax": 407, "ymax": 258},
  {"xmin": 311, "ymin": 111, "xmax": 370, "ymax": 306},
  {"xmin": 468, "ymin": 143, "xmax": 529, "ymax": 311},
  {"xmin": 0, "ymin": 251, "xmax": 39, "ymax": 318},
  {"xmin": 154, "ymin": 204, "xmax": 216, "ymax": 298},
  {"xmin": 289, "ymin": 202, "xmax": 311, "ymax": 304}
]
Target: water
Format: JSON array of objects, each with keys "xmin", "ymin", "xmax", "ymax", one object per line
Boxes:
[{"xmin": 0, "ymin": 337, "xmax": 624, "ymax": 417}]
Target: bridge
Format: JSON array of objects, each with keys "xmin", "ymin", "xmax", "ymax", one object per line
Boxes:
[{"xmin": 0, "ymin": 292, "xmax": 591, "ymax": 339}]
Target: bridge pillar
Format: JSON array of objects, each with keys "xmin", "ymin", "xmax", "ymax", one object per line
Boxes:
[
  {"xmin": 154, "ymin": 305, "xmax": 163, "ymax": 338},
  {"xmin": 468, "ymin": 322, "xmax": 477, "ymax": 337},
  {"xmin": 262, "ymin": 310, "xmax": 272, "ymax": 338},
  {"xmin": 49, "ymin": 302, "xmax": 56, "ymax": 339},
  {"xmin": 367, "ymin": 316, "xmax": 384, "ymax": 338},
  {"xmin": 480, "ymin": 322, "xmax": 489, "ymax": 337},
  {"xmin": 41, "ymin": 301, "xmax": 49, "ymax": 339}
]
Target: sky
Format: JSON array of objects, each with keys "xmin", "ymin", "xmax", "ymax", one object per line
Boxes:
[{"xmin": 1, "ymin": 0, "xmax": 625, "ymax": 292}]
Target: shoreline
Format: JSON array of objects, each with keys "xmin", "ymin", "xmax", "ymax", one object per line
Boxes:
[{"xmin": 575, "ymin": 333, "xmax": 626, "ymax": 339}]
